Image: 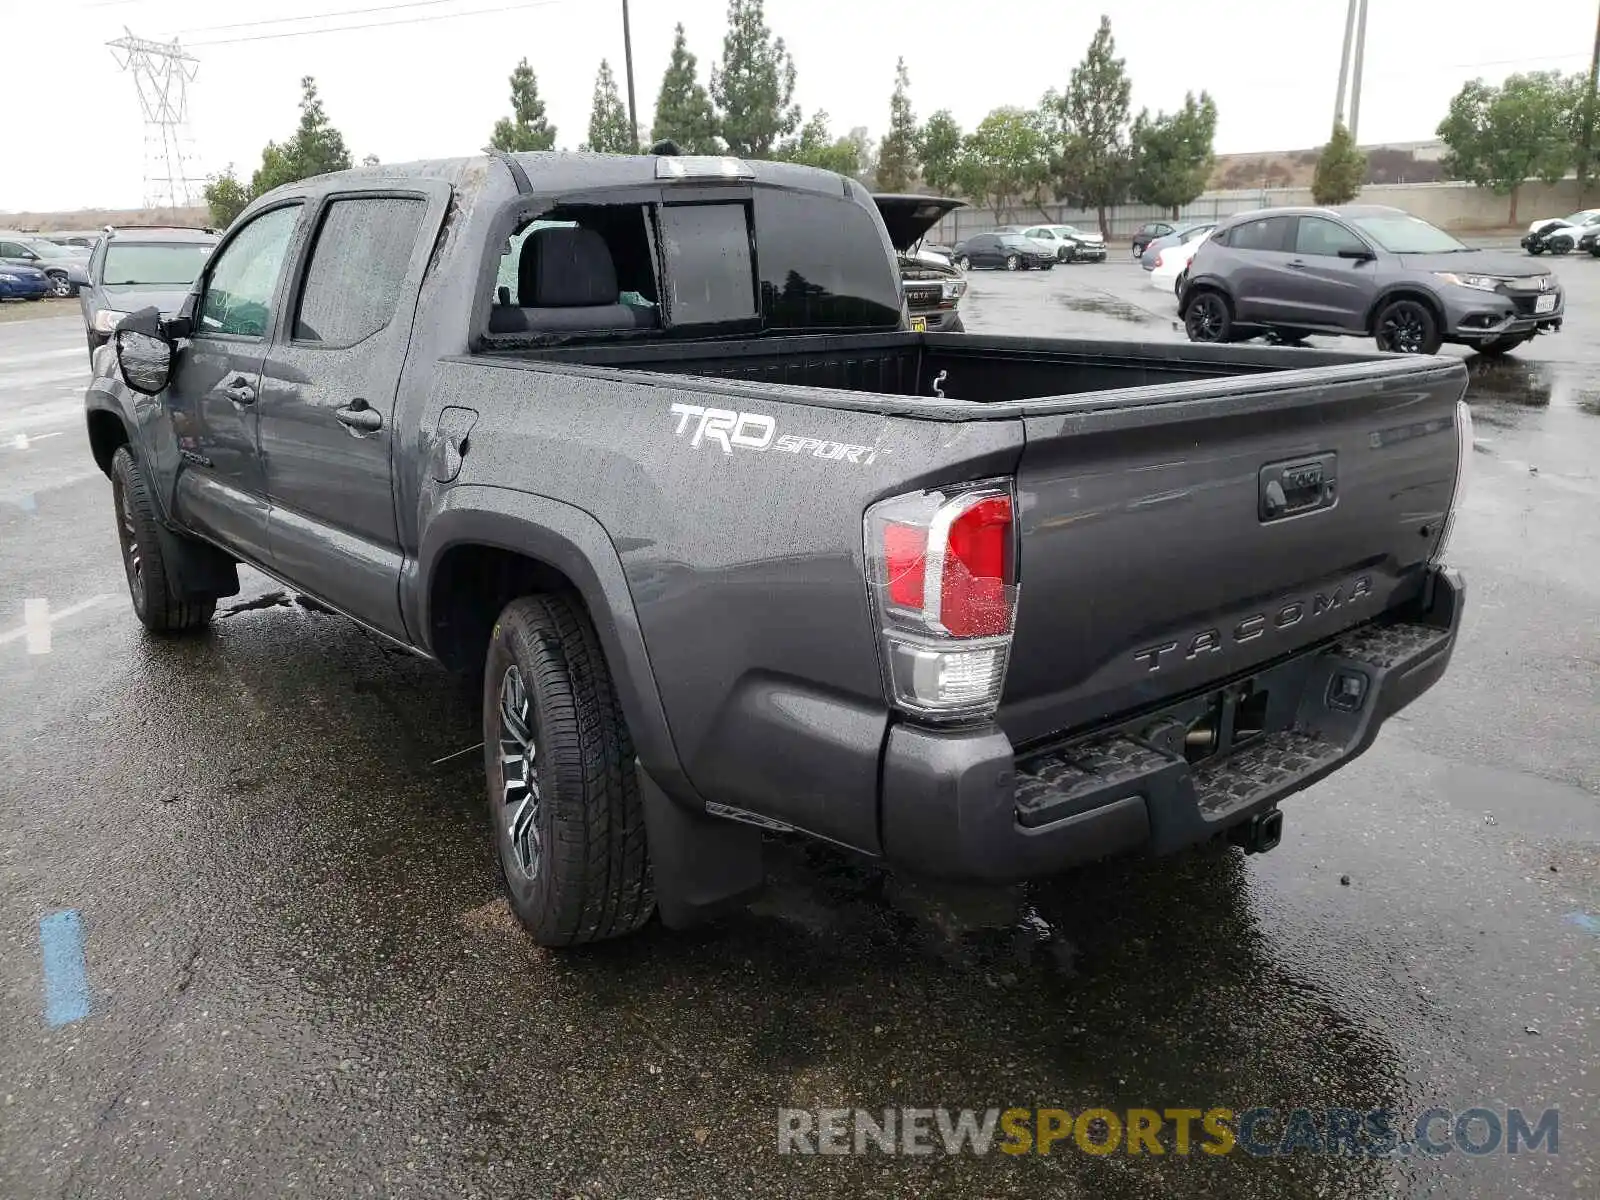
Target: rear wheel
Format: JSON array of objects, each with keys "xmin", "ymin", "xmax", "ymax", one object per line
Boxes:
[
  {"xmin": 1058, "ymin": 246, "xmax": 1075, "ymax": 264},
  {"xmin": 1550, "ymin": 237, "xmax": 1574, "ymax": 255},
  {"xmin": 1183, "ymin": 289, "xmax": 1232, "ymax": 343},
  {"xmin": 109, "ymin": 447, "xmax": 215, "ymax": 633},
  {"xmin": 1005, "ymin": 254, "xmax": 1020, "ymax": 271},
  {"xmin": 483, "ymin": 593, "xmax": 654, "ymax": 947},
  {"xmin": 47, "ymin": 272, "xmax": 72, "ymax": 298},
  {"xmin": 1373, "ymin": 298, "xmax": 1442, "ymax": 355},
  {"xmin": 1173, "ymin": 270, "xmax": 1187, "ymax": 298},
  {"xmin": 1475, "ymin": 333, "xmax": 1533, "ymax": 357},
  {"xmin": 954, "ymin": 254, "xmax": 971, "ymax": 271}
]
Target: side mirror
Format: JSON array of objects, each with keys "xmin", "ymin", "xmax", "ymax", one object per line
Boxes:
[
  {"xmin": 114, "ymin": 307, "xmax": 173, "ymax": 394},
  {"xmin": 1337, "ymin": 247, "xmax": 1375, "ymax": 261}
]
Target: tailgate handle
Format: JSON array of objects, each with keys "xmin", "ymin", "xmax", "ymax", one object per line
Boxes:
[{"xmin": 1259, "ymin": 453, "xmax": 1337, "ymax": 522}]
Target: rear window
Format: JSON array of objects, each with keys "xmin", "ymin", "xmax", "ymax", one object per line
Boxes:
[
  {"xmin": 102, "ymin": 242, "xmax": 212, "ymax": 286},
  {"xmin": 752, "ymin": 190, "xmax": 900, "ymax": 329},
  {"xmin": 658, "ymin": 203, "xmax": 756, "ymax": 325}
]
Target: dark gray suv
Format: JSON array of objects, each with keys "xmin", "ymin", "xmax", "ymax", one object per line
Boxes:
[{"xmin": 1181, "ymin": 205, "xmax": 1563, "ymax": 356}]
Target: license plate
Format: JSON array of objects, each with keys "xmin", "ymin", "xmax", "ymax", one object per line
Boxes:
[
  {"xmin": 1536, "ymin": 293, "xmax": 1556, "ymax": 313},
  {"xmin": 909, "ymin": 316, "xmax": 928, "ymax": 332}
]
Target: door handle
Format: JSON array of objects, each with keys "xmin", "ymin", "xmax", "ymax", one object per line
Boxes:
[
  {"xmin": 335, "ymin": 401, "xmax": 383, "ymax": 433},
  {"xmin": 223, "ymin": 378, "xmax": 255, "ymax": 404}
]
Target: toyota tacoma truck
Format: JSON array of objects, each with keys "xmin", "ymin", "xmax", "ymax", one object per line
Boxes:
[{"xmin": 85, "ymin": 150, "xmax": 1470, "ymax": 947}]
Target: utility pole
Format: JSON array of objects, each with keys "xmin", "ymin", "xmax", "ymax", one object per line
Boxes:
[
  {"xmin": 1333, "ymin": 0, "xmax": 1359, "ymax": 130},
  {"xmin": 1348, "ymin": 0, "xmax": 1369, "ymax": 143},
  {"xmin": 621, "ymin": 0, "xmax": 639, "ymax": 152}
]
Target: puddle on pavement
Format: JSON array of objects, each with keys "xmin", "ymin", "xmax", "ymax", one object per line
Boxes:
[{"xmin": 1054, "ymin": 293, "xmax": 1165, "ymax": 326}]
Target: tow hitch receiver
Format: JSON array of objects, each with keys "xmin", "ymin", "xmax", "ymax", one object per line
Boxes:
[{"xmin": 1231, "ymin": 808, "xmax": 1284, "ymax": 855}]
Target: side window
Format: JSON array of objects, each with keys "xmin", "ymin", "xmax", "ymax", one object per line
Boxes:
[
  {"xmin": 1230, "ymin": 216, "xmax": 1292, "ymax": 253},
  {"xmin": 294, "ymin": 196, "xmax": 427, "ymax": 345},
  {"xmin": 1294, "ymin": 217, "xmax": 1368, "ymax": 257},
  {"xmin": 0, "ymin": 241, "xmax": 30, "ymax": 258},
  {"xmin": 658, "ymin": 202, "xmax": 756, "ymax": 325},
  {"xmin": 198, "ymin": 205, "xmax": 301, "ymax": 339},
  {"xmin": 752, "ymin": 190, "xmax": 902, "ymax": 330}
]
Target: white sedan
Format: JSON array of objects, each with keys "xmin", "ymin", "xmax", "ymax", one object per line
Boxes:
[{"xmin": 1150, "ymin": 230, "xmax": 1212, "ymax": 299}]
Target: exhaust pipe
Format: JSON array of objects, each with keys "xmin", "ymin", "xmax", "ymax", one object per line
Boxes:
[{"xmin": 1231, "ymin": 808, "xmax": 1284, "ymax": 855}]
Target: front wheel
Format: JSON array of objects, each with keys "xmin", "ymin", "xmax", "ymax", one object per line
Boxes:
[
  {"xmin": 1527, "ymin": 243, "xmax": 1546, "ymax": 256},
  {"xmin": 483, "ymin": 593, "xmax": 654, "ymax": 947},
  {"xmin": 1005, "ymin": 254, "xmax": 1020, "ymax": 271},
  {"xmin": 1373, "ymin": 298, "xmax": 1442, "ymax": 355},
  {"xmin": 109, "ymin": 447, "xmax": 215, "ymax": 633},
  {"xmin": 1183, "ymin": 290, "xmax": 1232, "ymax": 343},
  {"xmin": 1474, "ymin": 333, "xmax": 1533, "ymax": 357}
]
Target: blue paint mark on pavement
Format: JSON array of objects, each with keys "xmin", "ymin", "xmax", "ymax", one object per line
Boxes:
[
  {"xmin": 1564, "ymin": 912, "xmax": 1600, "ymax": 935},
  {"xmin": 39, "ymin": 910, "xmax": 89, "ymax": 1026}
]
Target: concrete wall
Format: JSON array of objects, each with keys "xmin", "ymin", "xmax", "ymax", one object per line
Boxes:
[{"xmin": 929, "ymin": 179, "xmax": 1589, "ymax": 245}]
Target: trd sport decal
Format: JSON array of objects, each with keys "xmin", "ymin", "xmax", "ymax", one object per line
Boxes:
[{"xmin": 668, "ymin": 403, "xmax": 885, "ymax": 464}]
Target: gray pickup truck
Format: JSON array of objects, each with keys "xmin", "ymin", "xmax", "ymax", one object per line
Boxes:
[{"xmin": 85, "ymin": 150, "xmax": 1470, "ymax": 947}]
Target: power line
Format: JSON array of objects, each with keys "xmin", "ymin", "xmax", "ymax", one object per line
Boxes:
[
  {"xmin": 171, "ymin": 0, "xmax": 482, "ymax": 39},
  {"xmin": 184, "ymin": 0, "xmax": 570, "ymax": 48}
]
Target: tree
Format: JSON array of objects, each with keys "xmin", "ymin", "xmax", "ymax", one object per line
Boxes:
[
  {"xmin": 877, "ymin": 58, "xmax": 918, "ymax": 191},
  {"xmin": 652, "ymin": 24, "xmax": 719, "ymax": 153},
  {"xmin": 250, "ymin": 76, "xmax": 353, "ymax": 196},
  {"xmin": 361, "ymin": 153, "xmax": 380, "ymax": 167},
  {"xmin": 1564, "ymin": 71, "xmax": 1599, "ymax": 205},
  {"xmin": 1129, "ymin": 91, "xmax": 1218, "ymax": 217},
  {"xmin": 584, "ymin": 60, "xmax": 635, "ymax": 153},
  {"xmin": 489, "ymin": 57, "xmax": 556, "ymax": 152},
  {"xmin": 1311, "ymin": 122, "xmax": 1367, "ymax": 205},
  {"xmin": 202, "ymin": 165, "xmax": 250, "ymax": 229},
  {"xmin": 1044, "ymin": 15, "xmax": 1133, "ymax": 237},
  {"xmin": 846, "ymin": 126, "xmax": 877, "ymax": 184},
  {"xmin": 961, "ymin": 107, "xmax": 1050, "ymax": 220},
  {"xmin": 775, "ymin": 110, "xmax": 859, "ymax": 175},
  {"xmin": 1437, "ymin": 72, "xmax": 1574, "ymax": 223},
  {"xmin": 709, "ymin": 0, "xmax": 798, "ymax": 157},
  {"xmin": 918, "ymin": 109, "xmax": 965, "ymax": 194}
]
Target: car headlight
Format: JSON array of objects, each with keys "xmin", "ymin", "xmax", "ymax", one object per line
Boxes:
[
  {"xmin": 941, "ymin": 279, "xmax": 966, "ymax": 300},
  {"xmin": 93, "ymin": 308, "xmax": 130, "ymax": 333},
  {"xmin": 1434, "ymin": 272, "xmax": 1501, "ymax": 292}
]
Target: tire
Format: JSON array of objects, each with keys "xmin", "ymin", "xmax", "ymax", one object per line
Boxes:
[
  {"xmin": 1527, "ymin": 243, "xmax": 1545, "ymax": 256},
  {"xmin": 47, "ymin": 272, "xmax": 72, "ymax": 298},
  {"xmin": 1551, "ymin": 237, "xmax": 1573, "ymax": 255},
  {"xmin": 482, "ymin": 593, "xmax": 654, "ymax": 947},
  {"xmin": 109, "ymin": 447, "xmax": 216, "ymax": 634},
  {"xmin": 1183, "ymin": 289, "xmax": 1232, "ymax": 343},
  {"xmin": 1373, "ymin": 298, "xmax": 1442, "ymax": 355},
  {"xmin": 1005, "ymin": 254, "xmax": 1020, "ymax": 271},
  {"xmin": 1475, "ymin": 333, "xmax": 1533, "ymax": 357},
  {"xmin": 1058, "ymin": 246, "xmax": 1074, "ymax": 264},
  {"xmin": 1173, "ymin": 271, "xmax": 1187, "ymax": 299},
  {"xmin": 954, "ymin": 255, "xmax": 971, "ymax": 271}
]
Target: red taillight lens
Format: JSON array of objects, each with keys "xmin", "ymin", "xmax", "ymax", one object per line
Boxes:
[
  {"xmin": 884, "ymin": 522, "xmax": 928, "ymax": 608},
  {"xmin": 939, "ymin": 495, "xmax": 1012, "ymax": 636},
  {"xmin": 1155, "ymin": 251, "xmax": 1164, "ymax": 268}
]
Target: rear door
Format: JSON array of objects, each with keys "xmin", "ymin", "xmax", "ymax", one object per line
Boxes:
[
  {"xmin": 256, "ymin": 185, "xmax": 445, "ymax": 638},
  {"xmin": 1284, "ymin": 215, "xmax": 1379, "ymax": 330},
  {"xmin": 1226, "ymin": 215, "xmax": 1296, "ymax": 321},
  {"xmin": 1001, "ymin": 358, "xmax": 1466, "ymax": 744}
]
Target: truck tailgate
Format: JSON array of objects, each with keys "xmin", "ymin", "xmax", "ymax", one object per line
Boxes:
[{"xmin": 1001, "ymin": 358, "xmax": 1467, "ymax": 745}]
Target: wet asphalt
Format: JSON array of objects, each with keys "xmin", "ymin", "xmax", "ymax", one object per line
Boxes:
[{"xmin": 1, "ymin": 259, "xmax": 1597, "ymax": 1199}]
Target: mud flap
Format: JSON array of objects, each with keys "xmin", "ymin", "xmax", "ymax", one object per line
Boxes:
[
  {"xmin": 152, "ymin": 520, "xmax": 240, "ymax": 601},
  {"xmin": 638, "ymin": 764, "xmax": 764, "ymax": 929}
]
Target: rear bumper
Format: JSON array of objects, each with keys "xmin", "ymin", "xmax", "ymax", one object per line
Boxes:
[
  {"xmin": 880, "ymin": 568, "xmax": 1464, "ymax": 882},
  {"xmin": 0, "ymin": 279, "xmax": 51, "ymax": 298}
]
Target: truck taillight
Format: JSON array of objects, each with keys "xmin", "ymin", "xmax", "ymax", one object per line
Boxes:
[
  {"xmin": 1430, "ymin": 399, "xmax": 1473, "ymax": 566},
  {"xmin": 865, "ymin": 481, "xmax": 1018, "ymax": 721}
]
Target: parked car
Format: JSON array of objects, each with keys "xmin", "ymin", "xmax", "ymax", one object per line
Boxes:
[
  {"xmin": 1521, "ymin": 210, "xmax": 1600, "ymax": 255},
  {"xmin": 1582, "ymin": 226, "xmax": 1600, "ymax": 256},
  {"xmin": 1130, "ymin": 220, "xmax": 1178, "ymax": 258},
  {"xmin": 873, "ymin": 194, "xmax": 967, "ymax": 332},
  {"xmin": 0, "ymin": 262, "xmax": 52, "ymax": 301},
  {"xmin": 1009, "ymin": 224, "xmax": 1107, "ymax": 263},
  {"xmin": 1151, "ymin": 230, "xmax": 1212, "ymax": 299},
  {"xmin": 83, "ymin": 150, "xmax": 1468, "ymax": 947},
  {"xmin": 80, "ymin": 226, "xmax": 219, "ymax": 358},
  {"xmin": 0, "ymin": 232, "xmax": 91, "ymax": 296},
  {"xmin": 44, "ymin": 230, "xmax": 105, "ymax": 251},
  {"xmin": 951, "ymin": 232, "xmax": 1054, "ymax": 271},
  {"xmin": 1182, "ymin": 204, "xmax": 1561, "ymax": 356},
  {"xmin": 1140, "ymin": 222, "xmax": 1216, "ymax": 270}
]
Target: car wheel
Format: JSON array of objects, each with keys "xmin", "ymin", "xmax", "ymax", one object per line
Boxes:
[
  {"xmin": 47, "ymin": 272, "xmax": 72, "ymax": 298},
  {"xmin": 1527, "ymin": 242, "xmax": 1545, "ymax": 255},
  {"xmin": 1173, "ymin": 271, "xmax": 1187, "ymax": 299},
  {"xmin": 1474, "ymin": 333, "xmax": 1533, "ymax": 357},
  {"xmin": 1005, "ymin": 254, "xmax": 1020, "ymax": 271},
  {"xmin": 1550, "ymin": 237, "xmax": 1574, "ymax": 255},
  {"xmin": 1592, "ymin": 243, "xmax": 1600, "ymax": 258},
  {"xmin": 954, "ymin": 255, "xmax": 971, "ymax": 271},
  {"xmin": 1183, "ymin": 289, "xmax": 1232, "ymax": 343},
  {"xmin": 109, "ymin": 447, "xmax": 216, "ymax": 634},
  {"xmin": 1059, "ymin": 247, "xmax": 1074, "ymax": 264},
  {"xmin": 1373, "ymin": 298, "xmax": 1442, "ymax": 355},
  {"xmin": 483, "ymin": 593, "xmax": 654, "ymax": 947}
]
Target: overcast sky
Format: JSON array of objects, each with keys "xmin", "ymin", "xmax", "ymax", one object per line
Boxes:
[{"xmin": 7, "ymin": 0, "xmax": 1598, "ymax": 212}]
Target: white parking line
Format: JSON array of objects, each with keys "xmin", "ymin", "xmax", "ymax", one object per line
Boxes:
[
  {"xmin": 0, "ymin": 595, "xmax": 114, "ymax": 654},
  {"xmin": 7, "ymin": 432, "xmax": 65, "ymax": 451}
]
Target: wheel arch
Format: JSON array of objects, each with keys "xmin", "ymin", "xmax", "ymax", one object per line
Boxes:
[
  {"xmin": 86, "ymin": 403, "xmax": 130, "ymax": 477},
  {"xmin": 1365, "ymin": 287, "xmax": 1446, "ymax": 336},
  {"xmin": 415, "ymin": 486, "xmax": 695, "ymax": 804},
  {"xmin": 1181, "ymin": 276, "xmax": 1235, "ymax": 316}
]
